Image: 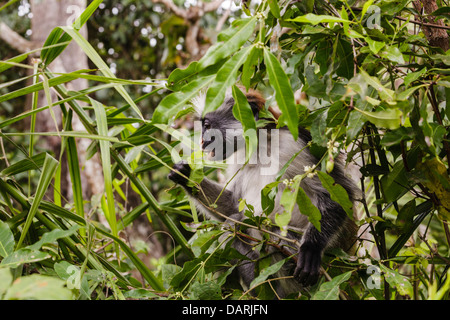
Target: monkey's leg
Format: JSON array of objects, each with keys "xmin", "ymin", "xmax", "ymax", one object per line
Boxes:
[{"xmin": 293, "ymin": 193, "xmax": 349, "ymax": 286}]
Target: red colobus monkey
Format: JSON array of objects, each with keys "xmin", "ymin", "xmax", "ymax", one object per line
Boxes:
[{"xmin": 168, "ymin": 89, "xmax": 358, "ymax": 296}]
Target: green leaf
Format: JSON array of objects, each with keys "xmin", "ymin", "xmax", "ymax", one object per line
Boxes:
[
  {"xmin": 167, "ymin": 61, "xmax": 199, "ymax": 88},
  {"xmin": 354, "ymin": 108, "xmax": 402, "ymax": 130},
  {"xmin": 380, "ymin": 159, "xmax": 409, "ymax": 203},
  {"xmin": 242, "ymin": 47, "xmax": 261, "ymax": 91},
  {"xmin": 312, "ymin": 271, "xmax": 352, "ymax": 300},
  {"xmin": 287, "ymin": 14, "xmax": 352, "ymax": 25},
  {"xmin": 297, "ymin": 186, "xmax": 322, "ymax": 231},
  {"xmin": 231, "ymin": 84, "xmax": 258, "ymax": 161},
  {"xmin": 396, "ymin": 84, "xmax": 426, "ymax": 101},
  {"xmin": 65, "ymin": 114, "xmax": 85, "ymax": 219},
  {"xmin": 198, "ymin": 17, "xmax": 257, "ymax": 69},
  {"xmin": 92, "ymin": 99, "xmax": 117, "ymax": 237},
  {"xmin": 203, "ymin": 45, "xmax": 254, "ymax": 115},
  {"xmin": 346, "ymin": 87, "xmax": 376, "ymax": 142},
  {"xmin": 2, "ymin": 131, "xmax": 120, "ymax": 142},
  {"xmin": 0, "ymin": 220, "xmax": 14, "ymax": 258},
  {"xmin": 152, "ymin": 74, "xmax": 215, "ymax": 123},
  {"xmin": 0, "ymin": 248, "xmax": 50, "ymax": 269},
  {"xmin": 317, "ymin": 171, "xmax": 353, "ymax": 219},
  {"xmin": 0, "ymin": 268, "xmax": 13, "ymax": 297},
  {"xmin": 0, "ymin": 73, "xmax": 78, "ymax": 104},
  {"xmin": 404, "ymin": 68, "xmax": 427, "ymax": 87},
  {"xmin": 380, "ymin": 45, "xmax": 405, "ymax": 64},
  {"xmin": 3, "ymin": 274, "xmax": 73, "ymax": 300},
  {"xmin": 360, "ymin": 69, "xmax": 395, "ymax": 102},
  {"xmin": 360, "ymin": 0, "xmax": 375, "ymax": 21},
  {"xmin": 431, "ymin": 6, "xmax": 450, "ymax": 17},
  {"xmin": 124, "ymin": 289, "xmax": 159, "ymax": 299},
  {"xmin": 365, "ymin": 37, "xmax": 385, "ymax": 54},
  {"xmin": 61, "ymin": 26, "xmax": 143, "ymax": 120},
  {"xmin": 278, "ymin": 179, "xmax": 300, "ymax": 235},
  {"xmin": 379, "ymin": 264, "xmax": 413, "ymax": 297},
  {"xmin": 0, "ymin": 53, "xmax": 29, "ymax": 73},
  {"xmin": 16, "ymin": 153, "xmax": 59, "ymax": 249},
  {"xmin": 40, "ymin": 0, "xmax": 103, "ymax": 65},
  {"xmin": 190, "ymin": 281, "xmax": 222, "ymax": 300},
  {"xmin": 27, "ymin": 225, "xmax": 80, "ymax": 251},
  {"xmin": 54, "ymin": 261, "xmax": 78, "ymax": 281},
  {"xmin": 264, "ymin": 48, "xmax": 299, "ymax": 140},
  {"xmin": 268, "ymin": 0, "xmax": 281, "ymax": 18},
  {"xmin": 249, "ymin": 258, "xmax": 288, "ymax": 289}
]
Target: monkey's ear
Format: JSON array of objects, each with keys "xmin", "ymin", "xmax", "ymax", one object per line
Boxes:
[
  {"xmin": 245, "ymin": 89, "xmax": 282, "ymax": 120},
  {"xmin": 245, "ymin": 90, "xmax": 265, "ymax": 119}
]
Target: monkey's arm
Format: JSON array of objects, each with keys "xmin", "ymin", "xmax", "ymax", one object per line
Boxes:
[{"xmin": 168, "ymin": 161, "xmax": 239, "ymax": 220}]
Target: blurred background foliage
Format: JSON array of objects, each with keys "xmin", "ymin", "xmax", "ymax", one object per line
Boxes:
[{"xmin": 0, "ymin": 0, "xmax": 450, "ymax": 301}]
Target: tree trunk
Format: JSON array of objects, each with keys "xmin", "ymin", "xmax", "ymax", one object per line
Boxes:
[
  {"xmin": 413, "ymin": 0, "xmax": 449, "ymax": 51},
  {"xmin": 30, "ymin": 0, "xmax": 105, "ymax": 202}
]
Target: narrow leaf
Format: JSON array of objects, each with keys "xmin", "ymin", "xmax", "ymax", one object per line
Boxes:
[
  {"xmin": 231, "ymin": 85, "xmax": 258, "ymax": 161},
  {"xmin": 61, "ymin": 26, "xmax": 143, "ymax": 120},
  {"xmin": 264, "ymin": 48, "xmax": 299, "ymax": 140},
  {"xmin": 204, "ymin": 45, "xmax": 254, "ymax": 115},
  {"xmin": 92, "ymin": 98, "xmax": 117, "ymax": 237},
  {"xmin": 287, "ymin": 14, "xmax": 352, "ymax": 25},
  {"xmin": 297, "ymin": 186, "xmax": 322, "ymax": 231},
  {"xmin": 198, "ymin": 17, "xmax": 257, "ymax": 69},
  {"xmin": 16, "ymin": 153, "xmax": 59, "ymax": 248}
]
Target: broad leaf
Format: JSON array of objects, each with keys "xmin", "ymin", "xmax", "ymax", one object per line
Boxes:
[
  {"xmin": 0, "ymin": 221, "xmax": 14, "ymax": 258},
  {"xmin": 317, "ymin": 171, "xmax": 353, "ymax": 219},
  {"xmin": 312, "ymin": 271, "xmax": 352, "ymax": 300}
]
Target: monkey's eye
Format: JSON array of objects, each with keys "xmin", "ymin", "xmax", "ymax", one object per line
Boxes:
[{"xmin": 203, "ymin": 119, "xmax": 211, "ymax": 130}]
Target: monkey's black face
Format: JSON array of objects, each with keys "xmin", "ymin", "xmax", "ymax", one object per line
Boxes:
[{"xmin": 199, "ymin": 97, "xmax": 246, "ymax": 161}]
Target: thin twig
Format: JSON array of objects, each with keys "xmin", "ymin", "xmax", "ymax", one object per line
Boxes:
[
  {"xmin": 394, "ymin": 15, "xmax": 450, "ymax": 31},
  {"xmin": 349, "ymin": 6, "xmax": 450, "ymax": 31},
  {"xmin": 197, "ymin": 197, "xmax": 300, "ymax": 246}
]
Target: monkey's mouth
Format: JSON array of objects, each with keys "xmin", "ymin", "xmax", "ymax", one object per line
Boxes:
[
  {"xmin": 204, "ymin": 148, "xmax": 215, "ymax": 160},
  {"xmin": 201, "ymin": 138, "xmax": 215, "ymax": 159}
]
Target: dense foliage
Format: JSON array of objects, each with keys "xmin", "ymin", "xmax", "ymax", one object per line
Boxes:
[{"xmin": 0, "ymin": 0, "xmax": 449, "ymax": 300}]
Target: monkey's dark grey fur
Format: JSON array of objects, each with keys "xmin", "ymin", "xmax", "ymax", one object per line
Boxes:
[{"xmin": 168, "ymin": 90, "xmax": 358, "ymax": 297}]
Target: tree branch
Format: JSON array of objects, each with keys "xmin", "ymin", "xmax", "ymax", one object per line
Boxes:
[
  {"xmin": 152, "ymin": 0, "xmax": 188, "ymax": 19},
  {"xmin": 0, "ymin": 22, "xmax": 37, "ymax": 54},
  {"xmin": 413, "ymin": 0, "xmax": 449, "ymax": 51},
  {"xmin": 202, "ymin": 0, "xmax": 224, "ymax": 13}
]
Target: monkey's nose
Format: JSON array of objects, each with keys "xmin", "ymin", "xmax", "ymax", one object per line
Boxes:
[{"xmin": 201, "ymin": 137, "xmax": 215, "ymax": 150}]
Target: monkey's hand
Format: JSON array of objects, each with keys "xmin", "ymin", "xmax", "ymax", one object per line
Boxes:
[
  {"xmin": 293, "ymin": 242, "xmax": 322, "ymax": 286},
  {"xmin": 168, "ymin": 161, "xmax": 191, "ymax": 186}
]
